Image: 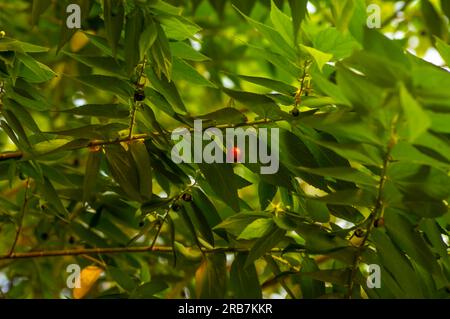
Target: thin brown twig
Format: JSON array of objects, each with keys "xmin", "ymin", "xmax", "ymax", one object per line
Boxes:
[
  {"xmin": 0, "ymin": 118, "xmax": 289, "ymax": 162},
  {"xmin": 8, "ymin": 178, "xmax": 30, "ymax": 256},
  {"xmin": 0, "ymin": 246, "xmax": 303, "ymax": 261},
  {"xmin": 346, "ymin": 118, "xmax": 398, "ymax": 299}
]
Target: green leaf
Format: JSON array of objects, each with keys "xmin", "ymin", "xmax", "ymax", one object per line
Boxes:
[
  {"xmin": 198, "ymin": 163, "xmax": 240, "ymax": 212},
  {"xmin": 385, "ymin": 209, "xmax": 443, "ymax": 276},
  {"xmin": 421, "ymin": 0, "xmax": 448, "ymax": 40},
  {"xmin": 288, "ymin": 0, "xmax": 308, "ymax": 42},
  {"xmin": 399, "ymin": 84, "xmax": 431, "ymax": 142},
  {"xmin": 214, "ymin": 212, "xmax": 271, "ymax": 237},
  {"xmin": 1, "ymin": 121, "xmax": 22, "ymax": 150},
  {"xmin": 195, "ymin": 254, "xmax": 227, "ymax": 299},
  {"xmin": 139, "ymin": 17, "xmax": 158, "ymax": 61},
  {"xmin": 313, "ymin": 27, "xmax": 360, "ymax": 60},
  {"xmin": 47, "ymin": 123, "xmax": 126, "ymax": 139},
  {"xmin": 295, "ymin": 257, "xmax": 325, "ymax": 298},
  {"xmin": 146, "ymin": 68, "xmax": 186, "ymax": 113},
  {"xmin": 230, "ymin": 253, "xmax": 262, "ymax": 298},
  {"xmin": 187, "ymin": 202, "xmax": 215, "ymax": 246},
  {"xmin": 104, "ymin": 144, "xmax": 142, "ymax": 202},
  {"xmin": 63, "ymin": 53, "xmax": 126, "ymax": 76},
  {"xmin": 332, "ymin": 0, "xmax": 355, "ymax": 32},
  {"xmin": 74, "ymin": 75, "xmax": 133, "ymax": 99},
  {"xmin": 363, "ymin": 28, "xmax": 410, "ymax": 68},
  {"xmin": 258, "ymin": 182, "xmax": 277, "ymax": 210},
  {"xmin": 31, "ymin": 0, "xmax": 52, "ymax": 25},
  {"xmin": 305, "ymin": 135, "xmax": 383, "ymax": 167},
  {"xmin": 130, "ymin": 279, "xmax": 168, "ymax": 298},
  {"xmin": 191, "ymin": 188, "xmax": 223, "ymax": 235},
  {"xmin": 128, "ymin": 141, "xmax": 152, "ymax": 200},
  {"xmin": 40, "ymin": 176, "xmax": 69, "ymax": 215},
  {"xmin": 435, "ymin": 37, "xmax": 450, "ymax": 66},
  {"xmin": 179, "ymin": 205, "xmax": 203, "ymax": 249},
  {"xmin": 245, "ymin": 227, "xmax": 285, "ymax": 267},
  {"xmin": 371, "ymin": 229, "xmax": 424, "ymax": 298},
  {"xmin": 62, "ymin": 104, "xmax": 129, "ymax": 119},
  {"xmin": 197, "ymin": 108, "xmax": 247, "ymax": 126},
  {"xmin": 108, "ymin": 267, "xmax": 137, "ymax": 292},
  {"xmin": 151, "ymin": 22, "xmax": 173, "ymax": 80},
  {"xmin": 172, "ymin": 57, "xmax": 215, "ymax": 87},
  {"xmin": 304, "ymin": 199, "xmax": 330, "ymax": 223},
  {"xmin": 292, "ymin": 166, "xmax": 378, "ymax": 186},
  {"xmin": 442, "ymin": 0, "xmax": 450, "ymax": 20},
  {"xmin": 124, "ymin": 8, "xmax": 144, "ymax": 74},
  {"xmin": 169, "ymin": 41, "xmax": 209, "ymax": 61},
  {"xmin": 301, "ymin": 45, "xmax": 333, "ymax": 72},
  {"xmin": 238, "ymin": 218, "xmax": 274, "ymax": 240},
  {"xmin": 16, "ymin": 52, "xmax": 55, "ymax": 83},
  {"xmin": 0, "ymin": 38, "xmax": 49, "ymax": 53},
  {"xmin": 234, "ymin": 6, "xmax": 297, "ymax": 61},
  {"xmin": 336, "ymin": 62, "xmax": 385, "ymax": 113},
  {"xmin": 82, "ymin": 150, "xmax": 102, "ymax": 203},
  {"xmin": 159, "ymin": 16, "xmax": 201, "ymax": 41},
  {"xmin": 237, "ymin": 74, "xmax": 296, "ymax": 96},
  {"xmin": 313, "ymin": 189, "xmax": 375, "ymax": 207},
  {"xmin": 2, "ymin": 109, "xmax": 31, "ymax": 150},
  {"xmin": 104, "ymin": 0, "xmax": 124, "ymax": 57},
  {"xmin": 222, "ymin": 88, "xmax": 284, "ymax": 119},
  {"xmin": 270, "ymin": 0, "xmax": 294, "ymax": 45}
]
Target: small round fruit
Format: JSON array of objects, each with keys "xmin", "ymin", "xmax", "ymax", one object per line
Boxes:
[
  {"xmin": 290, "ymin": 108, "xmax": 300, "ymax": 117},
  {"xmin": 172, "ymin": 203, "xmax": 181, "ymax": 212},
  {"xmin": 227, "ymin": 147, "xmax": 241, "ymax": 163},
  {"xmin": 40, "ymin": 232, "xmax": 49, "ymax": 241},
  {"xmin": 374, "ymin": 217, "xmax": 385, "ymax": 228},
  {"xmin": 68, "ymin": 236, "xmax": 75, "ymax": 244},
  {"xmin": 182, "ymin": 193, "xmax": 192, "ymax": 202},
  {"xmin": 134, "ymin": 90, "xmax": 145, "ymax": 102},
  {"xmin": 354, "ymin": 228, "xmax": 365, "ymax": 238},
  {"xmin": 138, "ymin": 221, "xmax": 145, "ymax": 227}
]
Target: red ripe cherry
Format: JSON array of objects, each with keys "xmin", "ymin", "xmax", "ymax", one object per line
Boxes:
[{"xmin": 227, "ymin": 147, "xmax": 242, "ymax": 163}]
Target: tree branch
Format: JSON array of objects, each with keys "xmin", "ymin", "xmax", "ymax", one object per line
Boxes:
[
  {"xmin": 0, "ymin": 246, "xmax": 303, "ymax": 261},
  {"xmin": 346, "ymin": 119, "xmax": 398, "ymax": 298},
  {"xmin": 0, "ymin": 118, "xmax": 289, "ymax": 162}
]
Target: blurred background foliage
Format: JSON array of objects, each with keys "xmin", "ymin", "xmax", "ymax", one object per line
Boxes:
[{"xmin": 0, "ymin": 0, "xmax": 449, "ymax": 299}]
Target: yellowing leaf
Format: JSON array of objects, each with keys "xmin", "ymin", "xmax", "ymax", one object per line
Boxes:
[
  {"xmin": 73, "ymin": 265, "xmax": 103, "ymax": 299},
  {"xmin": 70, "ymin": 31, "xmax": 89, "ymax": 52}
]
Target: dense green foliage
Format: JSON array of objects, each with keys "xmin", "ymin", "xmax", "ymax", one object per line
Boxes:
[{"xmin": 0, "ymin": 0, "xmax": 449, "ymax": 299}]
